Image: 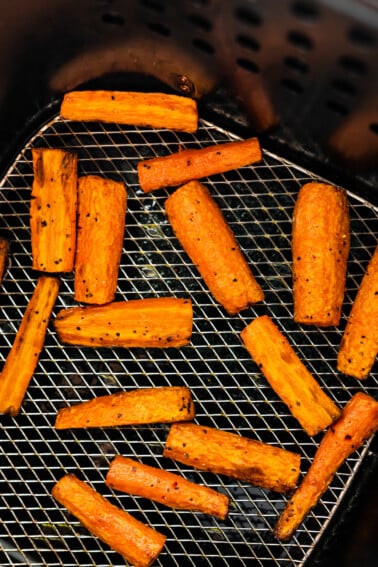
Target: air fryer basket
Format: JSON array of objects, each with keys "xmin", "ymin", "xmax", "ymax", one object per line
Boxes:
[{"xmin": 0, "ymin": 1, "xmax": 377, "ymax": 567}]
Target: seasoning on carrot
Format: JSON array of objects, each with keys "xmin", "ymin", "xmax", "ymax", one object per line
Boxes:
[
  {"xmin": 163, "ymin": 422, "xmax": 301, "ymax": 494},
  {"xmin": 52, "ymin": 473, "xmax": 166, "ymax": 567},
  {"xmin": 54, "ymin": 297, "xmax": 193, "ymax": 348},
  {"xmin": 60, "ymin": 90, "xmax": 198, "ymax": 133},
  {"xmin": 337, "ymin": 243, "xmax": 378, "ymax": 379},
  {"xmin": 274, "ymin": 392, "xmax": 378, "ymax": 541},
  {"xmin": 55, "ymin": 386, "xmax": 195, "ymax": 429},
  {"xmin": 292, "ymin": 182, "xmax": 350, "ymax": 326},
  {"xmin": 137, "ymin": 137, "xmax": 262, "ymax": 193},
  {"xmin": 106, "ymin": 455, "xmax": 229, "ymax": 520},
  {"xmin": 0, "ymin": 237, "xmax": 9, "ymax": 284},
  {"xmin": 165, "ymin": 180, "xmax": 264, "ymax": 314},
  {"xmin": 30, "ymin": 148, "xmax": 78, "ymax": 272},
  {"xmin": 240, "ymin": 314, "xmax": 341, "ymax": 436},
  {"xmin": 0, "ymin": 276, "xmax": 60, "ymax": 416},
  {"xmin": 74, "ymin": 175, "xmax": 127, "ymax": 305}
]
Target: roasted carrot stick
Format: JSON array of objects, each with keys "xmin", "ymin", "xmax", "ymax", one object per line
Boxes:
[
  {"xmin": 60, "ymin": 90, "xmax": 198, "ymax": 133},
  {"xmin": 106, "ymin": 455, "xmax": 229, "ymax": 520},
  {"xmin": 292, "ymin": 182, "xmax": 350, "ymax": 326},
  {"xmin": 30, "ymin": 148, "xmax": 78, "ymax": 272},
  {"xmin": 52, "ymin": 473, "xmax": 166, "ymax": 567},
  {"xmin": 165, "ymin": 181, "xmax": 264, "ymax": 314},
  {"xmin": 163, "ymin": 423, "xmax": 301, "ymax": 493},
  {"xmin": 0, "ymin": 237, "xmax": 9, "ymax": 283},
  {"xmin": 240, "ymin": 315, "xmax": 341, "ymax": 436},
  {"xmin": 55, "ymin": 386, "xmax": 195, "ymax": 429},
  {"xmin": 137, "ymin": 137, "xmax": 262, "ymax": 193},
  {"xmin": 0, "ymin": 276, "xmax": 60, "ymax": 416},
  {"xmin": 274, "ymin": 392, "xmax": 378, "ymax": 541},
  {"xmin": 74, "ymin": 175, "xmax": 127, "ymax": 305},
  {"xmin": 54, "ymin": 297, "xmax": 193, "ymax": 348},
  {"xmin": 337, "ymin": 243, "xmax": 378, "ymax": 379}
]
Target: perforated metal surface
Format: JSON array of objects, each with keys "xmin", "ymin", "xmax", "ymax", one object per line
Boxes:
[{"xmin": 0, "ymin": 116, "xmax": 377, "ymax": 566}]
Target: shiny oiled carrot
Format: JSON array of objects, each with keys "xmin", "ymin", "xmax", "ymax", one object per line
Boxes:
[{"xmin": 0, "ymin": 237, "xmax": 9, "ymax": 284}]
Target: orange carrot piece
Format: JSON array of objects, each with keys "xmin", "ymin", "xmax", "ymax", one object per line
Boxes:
[
  {"xmin": 30, "ymin": 148, "xmax": 78, "ymax": 272},
  {"xmin": 54, "ymin": 297, "xmax": 193, "ymax": 348},
  {"xmin": 74, "ymin": 175, "xmax": 127, "ymax": 305},
  {"xmin": 0, "ymin": 237, "xmax": 9, "ymax": 283},
  {"xmin": 337, "ymin": 243, "xmax": 378, "ymax": 379},
  {"xmin": 137, "ymin": 137, "xmax": 262, "ymax": 193},
  {"xmin": 292, "ymin": 182, "xmax": 350, "ymax": 326},
  {"xmin": 165, "ymin": 181, "xmax": 264, "ymax": 314},
  {"xmin": 52, "ymin": 473, "xmax": 166, "ymax": 567},
  {"xmin": 163, "ymin": 423, "xmax": 301, "ymax": 493},
  {"xmin": 106, "ymin": 455, "xmax": 229, "ymax": 520},
  {"xmin": 55, "ymin": 386, "xmax": 195, "ymax": 429},
  {"xmin": 274, "ymin": 392, "xmax": 378, "ymax": 541},
  {"xmin": 0, "ymin": 276, "xmax": 60, "ymax": 416},
  {"xmin": 60, "ymin": 90, "xmax": 198, "ymax": 133},
  {"xmin": 240, "ymin": 315, "xmax": 341, "ymax": 436}
]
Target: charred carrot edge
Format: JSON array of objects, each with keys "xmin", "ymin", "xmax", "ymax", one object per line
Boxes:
[
  {"xmin": 60, "ymin": 90, "xmax": 198, "ymax": 133},
  {"xmin": 163, "ymin": 422, "xmax": 301, "ymax": 493},
  {"xmin": 55, "ymin": 386, "xmax": 195, "ymax": 429},
  {"xmin": 337, "ymin": 243, "xmax": 378, "ymax": 379},
  {"xmin": 292, "ymin": 182, "xmax": 350, "ymax": 326},
  {"xmin": 30, "ymin": 148, "xmax": 78, "ymax": 272},
  {"xmin": 106, "ymin": 455, "xmax": 229, "ymax": 520},
  {"xmin": 54, "ymin": 297, "xmax": 193, "ymax": 348},
  {"xmin": 0, "ymin": 276, "xmax": 60, "ymax": 416},
  {"xmin": 240, "ymin": 315, "xmax": 341, "ymax": 436},
  {"xmin": 74, "ymin": 175, "xmax": 127, "ymax": 305},
  {"xmin": 0, "ymin": 237, "xmax": 9, "ymax": 283},
  {"xmin": 165, "ymin": 181, "xmax": 264, "ymax": 314},
  {"xmin": 274, "ymin": 392, "xmax": 378, "ymax": 541},
  {"xmin": 137, "ymin": 137, "xmax": 262, "ymax": 193},
  {"xmin": 52, "ymin": 473, "xmax": 166, "ymax": 567}
]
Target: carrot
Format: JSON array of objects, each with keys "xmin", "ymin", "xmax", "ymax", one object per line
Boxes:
[
  {"xmin": 52, "ymin": 473, "xmax": 166, "ymax": 567},
  {"xmin": 337, "ymin": 243, "xmax": 378, "ymax": 379},
  {"xmin": 165, "ymin": 181, "xmax": 264, "ymax": 314},
  {"xmin": 137, "ymin": 137, "xmax": 262, "ymax": 193},
  {"xmin": 60, "ymin": 90, "xmax": 198, "ymax": 133},
  {"xmin": 74, "ymin": 175, "xmax": 127, "ymax": 305},
  {"xmin": 30, "ymin": 148, "xmax": 78, "ymax": 272},
  {"xmin": 274, "ymin": 392, "xmax": 378, "ymax": 541},
  {"xmin": 54, "ymin": 297, "xmax": 193, "ymax": 348},
  {"xmin": 292, "ymin": 182, "xmax": 350, "ymax": 326},
  {"xmin": 0, "ymin": 237, "xmax": 9, "ymax": 283},
  {"xmin": 163, "ymin": 422, "xmax": 301, "ymax": 493},
  {"xmin": 106, "ymin": 455, "xmax": 229, "ymax": 520},
  {"xmin": 0, "ymin": 276, "xmax": 60, "ymax": 416},
  {"xmin": 240, "ymin": 315, "xmax": 341, "ymax": 436},
  {"xmin": 55, "ymin": 386, "xmax": 195, "ymax": 429}
]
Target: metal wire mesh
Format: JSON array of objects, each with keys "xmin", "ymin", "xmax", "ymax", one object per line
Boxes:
[{"xmin": 0, "ymin": 115, "xmax": 377, "ymax": 567}]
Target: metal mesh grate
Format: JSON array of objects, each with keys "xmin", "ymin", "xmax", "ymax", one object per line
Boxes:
[{"xmin": 0, "ymin": 115, "xmax": 377, "ymax": 567}]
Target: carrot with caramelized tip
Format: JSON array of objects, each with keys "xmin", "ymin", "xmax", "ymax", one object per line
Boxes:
[
  {"xmin": 240, "ymin": 315, "xmax": 341, "ymax": 436},
  {"xmin": 137, "ymin": 137, "xmax": 262, "ymax": 193},
  {"xmin": 165, "ymin": 181, "xmax": 264, "ymax": 314},
  {"xmin": 292, "ymin": 182, "xmax": 350, "ymax": 326},
  {"xmin": 52, "ymin": 473, "xmax": 166, "ymax": 567},
  {"xmin": 54, "ymin": 297, "xmax": 193, "ymax": 348},
  {"xmin": 275, "ymin": 392, "xmax": 378, "ymax": 541},
  {"xmin": 163, "ymin": 422, "xmax": 301, "ymax": 493},
  {"xmin": 0, "ymin": 237, "xmax": 9, "ymax": 283},
  {"xmin": 30, "ymin": 148, "xmax": 78, "ymax": 272},
  {"xmin": 337, "ymin": 243, "xmax": 378, "ymax": 379},
  {"xmin": 106, "ymin": 455, "xmax": 229, "ymax": 520},
  {"xmin": 60, "ymin": 90, "xmax": 198, "ymax": 133},
  {"xmin": 55, "ymin": 386, "xmax": 195, "ymax": 429},
  {"xmin": 0, "ymin": 276, "xmax": 60, "ymax": 416},
  {"xmin": 74, "ymin": 175, "xmax": 127, "ymax": 305}
]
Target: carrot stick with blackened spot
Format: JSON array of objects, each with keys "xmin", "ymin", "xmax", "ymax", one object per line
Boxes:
[
  {"xmin": 274, "ymin": 392, "xmax": 378, "ymax": 541},
  {"xmin": 106, "ymin": 455, "xmax": 229, "ymax": 520},
  {"xmin": 165, "ymin": 181, "xmax": 264, "ymax": 314},
  {"xmin": 163, "ymin": 422, "xmax": 301, "ymax": 493},
  {"xmin": 0, "ymin": 237, "xmax": 9, "ymax": 284},
  {"xmin": 137, "ymin": 137, "xmax": 262, "ymax": 193},
  {"xmin": 52, "ymin": 473, "xmax": 166, "ymax": 567}
]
